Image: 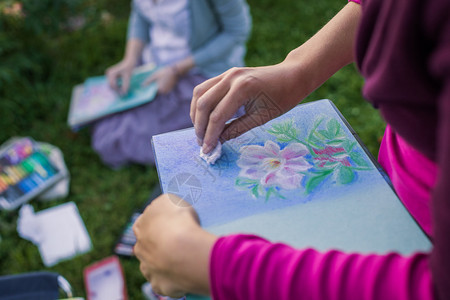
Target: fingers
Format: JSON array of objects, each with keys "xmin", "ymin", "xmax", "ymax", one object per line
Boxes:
[
  {"xmin": 193, "ymin": 68, "xmax": 266, "ymax": 153},
  {"xmin": 132, "ymin": 193, "xmax": 202, "ymax": 297},
  {"xmin": 190, "ymin": 75, "xmax": 223, "ymax": 126},
  {"xmin": 141, "ymin": 72, "xmax": 157, "ymax": 87},
  {"xmin": 106, "ymin": 67, "xmax": 120, "ymax": 92},
  {"xmin": 193, "ymin": 83, "xmax": 232, "ymax": 151},
  {"xmin": 220, "ymin": 113, "xmax": 262, "ymax": 142},
  {"xmin": 152, "ymin": 278, "xmax": 186, "ymax": 299},
  {"xmin": 139, "ymin": 261, "xmax": 152, "ymax": 282},
  {"xmin": 155, "ymin": 194, "xmax": 201, "ymax": 224},
  {"xmin": 200, "ymin": 83, "xmax": 249, "ymax": 153},
  {"xmin": 192, "ymin": 68, "xmax": 256, "ymax": 153},
  {"xmin": 142, "ymin": 68, "xmax": 179, "ymax": 95},
  {"xmin": 105, "ymin": 62, "xmax": 133, "ymax": 95},
  {"xmin": 120, "ymin": 72, "xmax": 132, "ymax": 95}
]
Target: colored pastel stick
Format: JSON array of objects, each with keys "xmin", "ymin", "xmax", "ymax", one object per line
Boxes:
[
  {"xmin": 28, "ymin": 157, "xmax": 48, "ymax": 178},
  {"xmin": 17, "ymin": 180, "xmax": 30, "ymax": 193},
  {"xmin": 24, "ymin": 177, "xmax": 37, "ymax": 189},
  {"xmin": 20, "ymin": 178, "xmax": 33, "ymax": 191},
  {"xmin": 3, "ymin": 168, "xmax": 18, "ymax": 185},
  {"xmin": 3, "ymin": 174, "xmax": 14, "ymax": 185},
  {"xmin": 14, "ymin": 165, "xmax": 27, "ymax": 178},
  {"xmin": 29, "ymin": 173, "xmax": 45, "ymax": 185},
  {"xmin": 0, "ymin": 174, "xmax": 9, "ymax": 186},
  {"xmin": 0, "ymin": 177, "xmax": 9, "ymax": 189},
  {"xmin": 10, "ymin": 166, "xmax": 24, "ymax": 182},
  {"xmin": 21, "ymin": 160, "xmax": 34, "ymax": 173},
  {"xmin": 0, "ymin": 176, "xmax": 7, "ymax": 189},
  {"xmin": 33, "ymin": 153, "xmax": 56, "ymax": 175},
  {"xmin": 0, "ymin": 180, "xmax": 6, "ymax": 193}
]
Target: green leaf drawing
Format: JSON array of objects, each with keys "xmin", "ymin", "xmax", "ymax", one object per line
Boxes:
[
  {"xmin": 317, "ymin": 129, "xmax": 332, "ymax": 140},
  {"xmin": 235, "ymin": 178, "xmax": 259, "ymax": 187},
  {"xmin": 327, "ymin": 138, "xmax": 346, "ymax": 146},
  {"xmin": 308, "ymin": 118, "xmax": 325, "ymax": 143},
  {"xmin": 327, "ymin": 118, "xmax": 341, "ymax": 137},
  {"xmin": 306, "ymin": 133, "xmax": 322, "ymax": 148},
  {"xmin": 349, "ymin": 151, "xmax": 370, "ymax": 168},
  {"xmin": 267, "ymin": 119, "xmax": 298, "ymax": 142},
  {"xmin": 265, "ymin": 187, "xmax": 286, "ymax": 202},
  {"xmin": 331, "ymin": 152, "xmax": 349, "ymax": 159},
  {"xmin": 312, "ymin": 118, "xmax": 323, "ymax": 130},
  {"xmin": 305, "ymin": 169, "xmax": 333, "ymax": 194},
  {"xmin": 337, "ymin": 165, "xmax": 355, "ymax": 185},
  {"xmin": 267, "ymin": 119, "xmax": 310, "ymax": 148},
  {"xmin": 235, "ymin": 177, "xmax": 285, "ymax": 200},
  {"xmin": 321, "ymin": 161, "xmax": 340, "ymax": 169},
  {"xmin": 251, "ymin": 185, "xmax": 260, "ymax": 198},
  {"xmin": 342, "ymin": 140, "xmax": 356, "ymax": 153}
]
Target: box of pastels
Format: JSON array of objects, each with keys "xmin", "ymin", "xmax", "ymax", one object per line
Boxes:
[{"xmin": 0, "ymin": 137, "xmax": 68, "ymax": 210}]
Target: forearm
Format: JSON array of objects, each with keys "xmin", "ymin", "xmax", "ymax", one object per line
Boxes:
[
  {"xmin": 123, "ymin": 38, "xmax": 145, "ymax": 66},
  {"xmin": 171, "ymin": 56, "xmax": 195, "ymax": 77},
  {"xmin": 281, "ymin": 2, "xmax": 361, "ymax": 102},
  {"xmin": 189, "ymin": 2, "xmax": 360, "ymax": 155}
]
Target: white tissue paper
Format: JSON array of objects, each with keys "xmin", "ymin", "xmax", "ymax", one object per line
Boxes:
[
  {"xmin": 199, "ymin": 141, "xmax": 222, "ymax": 165},
  {"xmin": 17, "ymin": 202, "xmax": 92, "ymax": 267}
]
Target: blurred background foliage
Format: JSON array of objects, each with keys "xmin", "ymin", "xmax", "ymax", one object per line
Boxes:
[{"xmin": 0, "ymin": 0, "xmax": 385, "ymax": 299}]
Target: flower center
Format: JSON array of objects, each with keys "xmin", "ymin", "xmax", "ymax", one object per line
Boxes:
[{"xmin": 264, "ymin": 158, "xmax": 283, "ymax": 170}]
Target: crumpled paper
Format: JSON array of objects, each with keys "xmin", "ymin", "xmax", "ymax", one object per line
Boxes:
[
  {"xmin": 17, "ymin": 202, "xmax": 92, "ymax": 267},
  {"xmin": 199, "ymin": 141, "xmax": 222, "ymax": 165}
]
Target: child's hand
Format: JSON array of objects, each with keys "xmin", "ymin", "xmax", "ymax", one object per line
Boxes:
[
  {"xmin": 190, "ymin": 64, "xmax": 300, "ymax": 154},
  {"xmin": 142, "ymin": 66, "xmax": 179, "ymax": 95},
  {"xmin": 106, "ymin": 59, "xmax": 136, "ymax": 95},
  {"xmin": 133, "ymin": 194, "xmax": 217, "ymax": 298}
]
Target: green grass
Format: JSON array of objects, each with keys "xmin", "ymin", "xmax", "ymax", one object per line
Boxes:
[{"xmin": 0, "ymin": 0, "xmax": 386, "ymax": 299}]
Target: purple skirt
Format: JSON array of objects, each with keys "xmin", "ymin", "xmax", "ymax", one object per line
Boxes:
[{"xmin": 91, "ymin": 73, "xmax": 207, "ymax": 168}]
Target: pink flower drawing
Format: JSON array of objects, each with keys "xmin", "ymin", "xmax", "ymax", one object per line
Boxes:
[{"xmin": 237, "ymin": 140, "xmax": 312, "ymax": 190}]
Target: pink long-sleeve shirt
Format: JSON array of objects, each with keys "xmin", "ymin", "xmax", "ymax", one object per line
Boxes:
[{"xmin": 209, "ymin": 0, "xmax": 450, "ymax": 299}]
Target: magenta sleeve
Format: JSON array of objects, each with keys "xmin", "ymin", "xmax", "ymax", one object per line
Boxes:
[
  {"xmin": 210, "ymin": 234, "xmax": 433, "ymax": 300},
  {"xmin": 348, "ymin": 0, "xmax": 361, "ymax": 4}
]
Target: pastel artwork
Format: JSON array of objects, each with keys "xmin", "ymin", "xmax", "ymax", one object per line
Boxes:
[
  {"xmin": 152, "ymin": 99, "xmax": 430, "ymax": 254},
  {"xmin": 153, "ymin": 99, "xmax": 378, "ymax": 227}
]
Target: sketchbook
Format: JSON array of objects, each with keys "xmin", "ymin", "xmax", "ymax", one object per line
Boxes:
[
  {"xmin": 67, "ymin": 64, "xmax": 158, "ymax": 130},
  {"xmin": 152, "ymin": 99, "xmax": 431, "ymax": 257}
]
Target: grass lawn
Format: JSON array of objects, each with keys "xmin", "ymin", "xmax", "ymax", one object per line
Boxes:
[{"xmin": 0, "ymin": 0, "xmax": 385, "ymax": 298}]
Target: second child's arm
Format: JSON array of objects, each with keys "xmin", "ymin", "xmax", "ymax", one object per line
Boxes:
[{"xmin": 191, "ymin": 2, "xmax": 362, "ymax": 154}]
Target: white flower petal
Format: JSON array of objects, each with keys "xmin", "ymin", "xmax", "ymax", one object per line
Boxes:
[
  {"xmin": 264, "ymin": 140, "xmax": 281, "ymax": 156},
  {"xmin": 284, "ymin": 158, "xmax": 312, "ymax": 172},
  {"xmin": 280, "ymin": 143, "xmax": 309, "ymax": 159},
  {"xmin": 238, "ymin": 167, "xmax": 266, "ymax": 180},
  {"xmin": 260, "ymin": 171, "xmax": 278, "ymax": 186},
  {"xmin": 237, "ymin": 144, "xmax": 272, "ymax": 168},
  {"xmin": 237, "ymin": 140, "xmax": 309, "ymax": 192},
  {"xmin": 273, "ymin": 171, "xmax": 304, "ymax": 189}
]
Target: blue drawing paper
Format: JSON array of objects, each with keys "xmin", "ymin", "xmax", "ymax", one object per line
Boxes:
[{"xmin": 152, "ymin": 99, "xmax": 431, "ymax": 255}]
